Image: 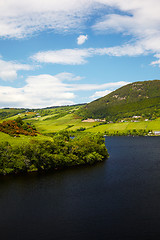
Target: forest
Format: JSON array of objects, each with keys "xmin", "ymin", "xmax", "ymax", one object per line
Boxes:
[{"xmin": 0, "ymin": 131, "xmax": 109, "ymax": 175}]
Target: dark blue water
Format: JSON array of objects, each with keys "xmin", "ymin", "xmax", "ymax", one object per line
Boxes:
[{"xmin": 0, "ymin": 136, "xmax": 160, "ymax": 240}]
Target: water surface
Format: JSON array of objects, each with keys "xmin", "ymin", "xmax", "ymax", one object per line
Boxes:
[{"xmin": 0, "ymin": 136, "xmax": 160, "ymax": 240}]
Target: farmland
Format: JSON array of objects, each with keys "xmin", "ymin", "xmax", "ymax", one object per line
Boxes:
[{"xmin": 0, "ymin": 105, "xmax": 160, "ymax": 147}]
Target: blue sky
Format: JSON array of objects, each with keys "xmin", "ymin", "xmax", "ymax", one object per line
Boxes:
[{"xmin": 0, "ymin": 0, "xmax": 160, "ymax": 108}]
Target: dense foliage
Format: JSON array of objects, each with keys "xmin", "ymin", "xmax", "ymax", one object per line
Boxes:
[
  {"xmin": 0, "ymin": 117, "xmax": 38, "ymax": 137},
  {"xmin": 78, "ymin": 80, "xmax": 160, "ymax": 121},
  {"xmin": 0, "ymin": 132, "xmax": 109, "ymax": 175}
]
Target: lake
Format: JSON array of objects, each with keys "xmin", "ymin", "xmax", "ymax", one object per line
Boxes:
[{"xmin": 0, "ymin": 136, "xmax": 160, "ymax": 240}]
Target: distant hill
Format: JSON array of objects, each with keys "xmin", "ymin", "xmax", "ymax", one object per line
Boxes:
[
  {"xmin": 1, "ymin": 80, "xmax": 160, "ymax": 124},
  {"xmin": 78, "ymin": 80, "xmax": 160, "ymax": 121}
]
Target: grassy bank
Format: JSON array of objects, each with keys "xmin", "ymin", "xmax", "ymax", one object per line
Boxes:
[{"xmin": 85, "ymin": 118, "xmax": 160, "ymax": 135}]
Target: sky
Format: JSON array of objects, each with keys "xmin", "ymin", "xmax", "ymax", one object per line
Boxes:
[{"xmin": 0, "ymin": 0, "xmax": 160, "ymax": 108}]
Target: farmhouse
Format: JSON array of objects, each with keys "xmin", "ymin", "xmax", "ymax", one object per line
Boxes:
[
  {"xmin": 82, "ymin": 118, "xmax": 95, "ymax": 123},
  {"xmin": 132, "ymin": 115, "xmax": 141, "ymax": 119},
  {"xmin": 154, "ymin": 131, "xmax": 160, "ymax": 136}
]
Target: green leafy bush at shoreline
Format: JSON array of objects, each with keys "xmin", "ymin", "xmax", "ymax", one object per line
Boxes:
[{"xmin": 0, "ymin": 132, "xmax": 109, "ymax": 175}]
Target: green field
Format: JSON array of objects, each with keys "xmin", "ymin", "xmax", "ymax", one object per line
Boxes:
[
  {"xmin": 31, "ymin": 114, "xmax": 98, "ymax": 133},
  {"xmin": 0, "ymin": 131, "xmax": 53, "ymax": 146},
  {"xmin": 85, "ymin": 118, "xmax": 160, "ymax": 134},
  {"xmin": 30, "ymin": 110, "xmax": 159, "ymax": 135},
  {"xmin": 0, "ymin": 106, "xmax": 160, "ymax": 146}
]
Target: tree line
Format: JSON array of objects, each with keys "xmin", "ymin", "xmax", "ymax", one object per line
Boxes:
[{"xmin": 104, "ymin": 129, "xmax": 152, "ymax": 136}]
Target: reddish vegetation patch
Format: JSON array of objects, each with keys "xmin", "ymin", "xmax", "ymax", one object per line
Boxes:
[
  {"xmin": 27, "ymin": 112, "xmax": 36, "ymax": 114},
  {"xmin": 0, "ymin": 120, "xmax": 39, "ymax": 137}
]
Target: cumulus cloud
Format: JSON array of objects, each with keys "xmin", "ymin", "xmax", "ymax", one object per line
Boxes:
[
  {"xmin": 0, "ymin": 58, "xmax": 33, "ymax": 81},
  {"xmin": 77, "ymin": 35, "xmax": 88, "ymax": 45},
  {"xmin": 0, "ymin": 71, "xmax": 129, "ymax": 108},
  {"xmin": 0, "ymin": 74, "xmax": 75, "ymax": 108}
]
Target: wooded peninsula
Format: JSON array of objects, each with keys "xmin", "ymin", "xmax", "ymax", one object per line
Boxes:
[{"xmin": 0, "ymin": 131, "xmax": 109, "ymax": 175}]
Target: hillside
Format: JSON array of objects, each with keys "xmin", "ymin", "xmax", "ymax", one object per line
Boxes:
[
  {"xmin": 0, "ymin": 81, "xmax": 160, "ymax": 142},
  {"xmin": 78, "ymin": 80, "xmax": 160, "ymax": 121}
]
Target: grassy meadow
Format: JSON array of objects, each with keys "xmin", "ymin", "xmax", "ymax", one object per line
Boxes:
[
  {"xmin": 0, "ymin": 131, "xmax": 53, "ymax": 146},
  {"xmin": 0, "ymin": 106, "xmax": 160, "ymax": 146},
  {"xmin": 31, "ymin": 113, "xmax": 160, "ymax": 135},
  {"xmin": 32, "ymin": 114, "xmax": 98, "ymax": 133},
  {"xmin": 86, "ymin": 118, "xmax": 160, "ymax": 134}
]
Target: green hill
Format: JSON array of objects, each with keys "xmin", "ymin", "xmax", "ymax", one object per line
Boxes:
[
  {"xmin": 0, "ymin": 81, "xmax": 160, "ymax": 141},
  {"xmin": 78, "ymin": 80, "xmax": 160, "ymax": 121}
]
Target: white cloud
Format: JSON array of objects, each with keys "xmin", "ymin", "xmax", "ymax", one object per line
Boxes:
[
  {"xmin": 90, "ymin": 89, "xmax": 111, "ymax": 100},
  {"xmin": 31, "ymin": 44, "xmax": 151, "ymax": 66},
  {"xmin": 0, "ymin": 0, "xmax": 159, "ymax": 45},
  {"xmin": 0, "ymin": 74, "xmax": 75, "ymax": 108},
  {"xmin": 0, "ymin": 71, "xmax": 129, "ymax": 108},
  {"xmin": 94, "ymin": 44, "xmax": 147, "ymax": 57},
  {"xmin": 70, "ymin": 81, "xmax": 129, "ymax": 91},
  {"xmin": 0, "ymin": 58, "xmax": 33, "ymax": 81},
  {"xmin": 77, "ymin": 35, "xmax": 88, "ymax": 45},
  {"xmin": 92, "ymin": 0, "xmax": 160, "ymax": 59},
  {"xmin": 1, "ymin": 0, "xmax": 160, "ymax": 63},
  {"xmin": 88, "ymin": 81, "xmax": 130, "ymax": 100},
  {"xmin": 55, "ymin": 72, "xmax": 84, "ymax": 81},
  {"xmin": 150, "ymin": 54, "xmax": 160, "ymax": 67},
  {"xmin": 31, "ymin": 49, "xmax": 94, "ymax": 65},
  {"xmin": 151, "ymin": 59, "xmax": 160, "ymax": 67},
  {"xmin": 0, "ymin": 0, "xmax": 98, "ymax": 38}
]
